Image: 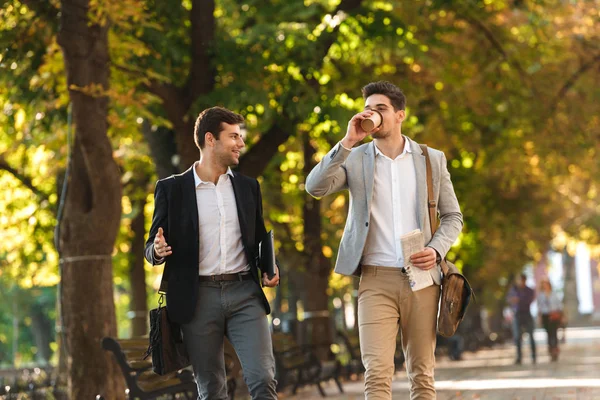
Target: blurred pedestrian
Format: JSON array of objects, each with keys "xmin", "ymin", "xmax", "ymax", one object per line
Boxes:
[
  {"xmin": 537, "ymin": 278, "xmax": 563, "ymax": 361},
  {"xmin": 507, "ymin": 274, "xmax": 537, "ymax": 364}
]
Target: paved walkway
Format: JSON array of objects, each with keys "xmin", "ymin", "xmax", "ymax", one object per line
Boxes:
[{"xmin": 282, "ymin": 326, "xmax": 600, "ymax": 400}]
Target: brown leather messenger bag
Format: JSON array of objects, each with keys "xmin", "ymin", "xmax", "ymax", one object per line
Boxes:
[{"xmin": 421, "ymin": 144, "xmax": 474, "ymax": 337}]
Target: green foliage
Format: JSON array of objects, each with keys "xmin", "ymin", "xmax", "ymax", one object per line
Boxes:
[{"xmin": 1, "ymin": 0, "xmax": 599, "ymax": 364}]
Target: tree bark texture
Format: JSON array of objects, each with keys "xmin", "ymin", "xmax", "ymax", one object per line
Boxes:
[
  {"xmin": 129, "ymin": 194, "xmax": 149, "ymax": 337},
  {"xmin": 57, "ymin": 0, "xmax": 125, "ymax": 398},
  {"xmin": 301, "ymin": 134, "xmax": 333, "ymax": 351},
  {"xmin": 30, "ymin": 304, "xmax": 53, "ymax": 365},
  {"xmin": 141, "ymin": 121, "xmax": 179, "ymax": 179},
  {"xmin": 562, "ymin": 249, "xmax": 579, "ymax": 323}
]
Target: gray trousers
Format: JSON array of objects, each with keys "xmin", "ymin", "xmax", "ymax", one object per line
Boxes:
[{"xmin": 181, "ymin": 280, "xmax": 278, "ymax": 400}]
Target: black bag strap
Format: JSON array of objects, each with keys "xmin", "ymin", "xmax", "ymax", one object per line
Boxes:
[{"xmin": 420, "ymin": 144, "xmax": 450, "ymax": 276}]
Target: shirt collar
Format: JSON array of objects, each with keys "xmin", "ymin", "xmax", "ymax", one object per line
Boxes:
[
  {"xmin": 374, "ymin": 136, "xmax": 412, "ymax": 159},
  {"xmin": 193, "ymin": 162, "xmax": 234, "ymax": 187}
]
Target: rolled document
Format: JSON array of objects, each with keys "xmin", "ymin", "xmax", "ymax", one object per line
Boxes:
[{"xmin": 400, "ymin": 229, "xmax": 434, "ymax": 291}]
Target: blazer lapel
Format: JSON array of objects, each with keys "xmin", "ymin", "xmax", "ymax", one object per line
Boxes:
[
  {"xmin": 410, "ymin": 138, "xmax": 427, "ymax": 232},
  {"xmin": 230, "ymin": 172, "xmax": 249, "ymax": 245},
  {"xmin": 363, "ymin": 142, "xmax": 375, "ymax": 212},
  {"xmin": 181, "ymin": 167, "xmax": 199, "ymax": 236}
]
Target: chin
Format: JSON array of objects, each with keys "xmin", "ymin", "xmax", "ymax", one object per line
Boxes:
[{"xmin": 372, "ymin": 131, "xmax": 388, "ymax": 139}]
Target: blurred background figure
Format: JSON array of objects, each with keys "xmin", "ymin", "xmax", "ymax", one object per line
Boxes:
[
  {"xmin": 507, "ymin": 274, "xmax": 537, "ymax": 365},
  {"xmin": 538, "ymin": 278, "xmax": 563, "ymax": 361}
]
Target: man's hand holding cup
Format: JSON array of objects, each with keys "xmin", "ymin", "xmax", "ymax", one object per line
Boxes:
[{"xmin": 341, "ymin": 110, "xmax": 382, "ymax": 149}]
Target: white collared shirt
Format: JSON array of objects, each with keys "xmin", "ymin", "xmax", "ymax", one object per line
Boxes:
[
  {"xmin": 193, "ymin": 163, "xmax": 249, "ymax": 275},
  {"xmin": 361, "ymin": 138, "xmax": 419, "ymax": 267}
]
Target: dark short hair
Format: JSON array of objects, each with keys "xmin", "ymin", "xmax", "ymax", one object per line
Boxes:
[
  {"xmin": 361, "ymin": 81, "xmax": 406, "ymax": 111},
  {"xmin": 520, "ymin": 273, "xmax": 527, "ymax": 281},
  {"xmin": 193, "ymin": 107, "xmax": 245, "ymax": 150}
]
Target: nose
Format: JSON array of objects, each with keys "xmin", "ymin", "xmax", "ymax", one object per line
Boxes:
[{"xmin": 239, "ymin": 136, "xmax": 245, "ymax": 148}]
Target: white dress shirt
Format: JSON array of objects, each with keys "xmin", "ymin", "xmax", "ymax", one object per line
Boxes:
[
  {"xmin": 193, "ymin": 164, "xmax": 249, "ymax": 275},
  {"xmin": 360, "ymin": 138, "xmax": 419, "ymax": 268}
]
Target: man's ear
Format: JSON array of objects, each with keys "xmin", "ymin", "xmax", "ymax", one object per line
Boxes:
[
  {"xmin": 205, "ymin": 132, "xmax": 214, "ymax": 147},
  {"xmin": 396, "ymin": 109, "xmax": 406, "ymax": 123}
]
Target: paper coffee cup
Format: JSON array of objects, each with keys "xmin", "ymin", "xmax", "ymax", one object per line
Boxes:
[{"xmin": 360, "ymin": 110, "xmax": 382, "ymax": 132}]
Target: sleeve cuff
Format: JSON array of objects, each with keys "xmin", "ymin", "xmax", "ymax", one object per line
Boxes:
[
  {"xmin": 427, "ymin": 246, "xmax": 442, "ymax": 264},
  {"xmin": 339, "ymin": 141, "xmax": 352, "ymax": 152},
  {"xmin": 153, "ymin": 247, "xmax": 164, "ymax": 264}
]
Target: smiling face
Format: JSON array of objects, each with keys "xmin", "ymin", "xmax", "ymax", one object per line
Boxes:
[
  {"xmin": 207, "ymin": 122, "xmax": 245, "ymax": 167},
  {"xmin": 364, "ymin": 94, "xmax": 406, "ymax": 139}
]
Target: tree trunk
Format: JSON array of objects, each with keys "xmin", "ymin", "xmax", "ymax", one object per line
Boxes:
[
  {"xmin": 30, "ymin": 303, "xmax": 53, "ymax": 365},
  {"xmin": 562, "ymin": 248, "xmax": 579, "ymax": 323},
  {"xmin": 12, "ymin": 301, "xmax": 18, "ymax": 367},
  {"xmin": 301, "ymin": 134, "xmax": 333, "ymax": 352},
  {"xmin": 141, "ymin": 122, "xmax": 179, "ymax": 178},
  {"xmin": 57, "ymin": 1, "xmax": 125, "ymax": 398},
  {"xmin": 129, "ymin": 194, "xmax": 149, "ymax": 337}
]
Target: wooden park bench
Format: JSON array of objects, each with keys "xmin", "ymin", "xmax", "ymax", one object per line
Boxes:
[
  {"xmin": 100, "ymin": 337, "xmax": 242, "ymax": 400},
  {"xmin": 272, "ymin": 332, "xmax": 343, "ymax": 397},
  {"xmin": 100, "ymin": 337, "xmax": 198, "ymax": 400},
  {"xmin": 335, "ymin": 330, "xmax": 364, "ymax": 379},
  {"xmin": 101, "ymin": 337, "xmax": 242, "ymax": 399},
  {"xmin": 336, "ymin": 330, "xmax": 405, "ymax": 379}
]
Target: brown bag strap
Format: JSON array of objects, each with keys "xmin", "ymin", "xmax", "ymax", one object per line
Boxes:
[{"xmin": 420, "ymin": 144, "xmax": 449, "ymax": 276}]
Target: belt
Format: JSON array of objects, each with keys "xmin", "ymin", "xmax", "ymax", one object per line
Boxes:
[
  {"xmin": 198, "ymin": 272, "xmax": 253, "ymax": 282},
  {"xmin": 361, "ymin": 265, "xmax": 408, "ymax": 275}
]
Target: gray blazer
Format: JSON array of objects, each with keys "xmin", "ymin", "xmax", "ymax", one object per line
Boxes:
[{"xmin": 305, "ymin": 137, "xmax": 463, "ymax": 284}]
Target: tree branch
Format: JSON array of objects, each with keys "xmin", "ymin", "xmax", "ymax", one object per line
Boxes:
[
  {"xmin": 186, "ymin": 0, "xmax": 216, "ymax": 105},
  {"xmin": 458, "ymin": 11, "xmax": 529, "ymax": 85},
  {"xmin": 21, "ymin": 0, "xmax": 60, "ymax": 24},
  {"xmin": 304, "ymin": 0, "xmax": 363, "ymax": 89},
  {"xmin": 238, "ymin": 0, "xmax": 365, "ymax": 178},
  {"xmin": 0, "ymin": 156, "xmax": 50, "ymax": 202},
  {"xmin": 550, "ymin": 53, "xmax": 600, "ymax": 113},
  {"xmin": 145, "ymin": 80, "xmax": 189, "ymax": 125},
  {"xmin": 237, "ymin": 121, "xmax": 293, "ymax": 178}
]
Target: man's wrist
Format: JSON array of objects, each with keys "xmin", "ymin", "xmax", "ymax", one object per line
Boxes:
[
  {"xmin": 340, "ymin": 138, "xmax": 356, "ymax": 150},
  {"xmin": 428, "ymin": 247, "xmax": 442, "ymax": 264},
  {"xmin": 153, "ymin": 246, "xmax": 164, "ymax": 262}
]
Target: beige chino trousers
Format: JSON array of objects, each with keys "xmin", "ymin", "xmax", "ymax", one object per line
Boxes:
[{"xmin": 358, "ymin": 265, "xmax": 440, "ymax": 400}]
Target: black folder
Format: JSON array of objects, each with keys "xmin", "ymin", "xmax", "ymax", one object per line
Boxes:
[{"xmin": 259, "ymin": 230, "xmax": 276, "ymax": 279}]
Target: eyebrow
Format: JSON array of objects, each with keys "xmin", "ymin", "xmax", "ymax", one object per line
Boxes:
[
  {"xmin": 229, "ymin": 131, "xmax": 245, "ymax": 139},
  {"xmin": 364, "ymin": 103, "xmax": 389, "ymax": 109}
]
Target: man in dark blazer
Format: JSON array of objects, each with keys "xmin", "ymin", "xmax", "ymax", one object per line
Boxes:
[{"xmin": 144, "ymin": 106, "xmax": 280, "ymax": 399}]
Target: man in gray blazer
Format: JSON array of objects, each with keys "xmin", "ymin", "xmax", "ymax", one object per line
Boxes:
[{"xmin": 306, "ymin": 81, "xmax": 462, "ymax": 400}]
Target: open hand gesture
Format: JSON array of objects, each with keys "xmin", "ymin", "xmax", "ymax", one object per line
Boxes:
[{"xmin": 153, "ymin": 227, "xmax": 172, "ymax": 259}]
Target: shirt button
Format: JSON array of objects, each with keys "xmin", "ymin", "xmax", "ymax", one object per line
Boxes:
[{"xmin": 365, "ymin": 222, "xmax": 369, "ymax": 227}]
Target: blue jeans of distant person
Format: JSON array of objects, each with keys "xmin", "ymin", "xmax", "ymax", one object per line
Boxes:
[{"xmin": 512, "ymin": 313, "xmax": 536, "ymax": 363}]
